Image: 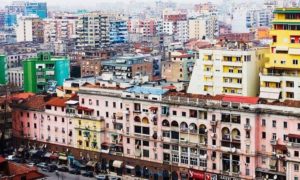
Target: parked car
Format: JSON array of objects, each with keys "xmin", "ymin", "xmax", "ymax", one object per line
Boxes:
[
  {"xmin": 95, "ymin": 174, "xmax": 108, "ymax": 180},
  {"xmin": 42, "ymin": 167, "xmax": 49, "ymax": 172},
  {"xmin": 110, "ymin": 177, "xmax": 120, "ymax": 180},
  {"xmin": 82, "ymin": 171, "xmax": 94, "ymax": 177},
  {"xmin": 36, "ymin": 162, "xmax": 48, "ymax": 169},
  {"xmin": 26, "ymin": 162, "xmax": 35, "ymax": 167},
  {"xmin": 48, "ymin": 164, "xmax": 58, "ymax": 172},
  {"xmin": 57, "ymin": 166, "xmax": 69, "ymax": 172},
  {"xmin": 69, "ymin": 169, "xmax": 81, "ymax": 175}
]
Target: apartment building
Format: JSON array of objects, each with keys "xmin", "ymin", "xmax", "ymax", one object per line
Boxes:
[
  {"xmin": 7, "ymin": 67, "xmax": 23, "ymax": 87},
  {"xmin": 187, "ymin": 43, "xmax": 268, "ymax": 97},
  {"xmin": 163, "ymin": 9, "xmax": 189, "ymax": 43},
  {"xmin": 101, "ymin": 54, "xmax": 153, "ymax": 80},
  {"xmin": 15, "ymin": 15, "xmax": 44, "ymax": 43},
  {"xmin": 260, "ymin": 8, "xmax": 300, "ymax": 101},
  {"xmin": 128, "ymin": 19, "xmax": 158, "ymax": 37},
  {"xmin": 75, "ymin": 13, "xmax": 110, "ymax": 48},
  {"xmin": 162, "ymin": 51, "xmax": 195, "ymax": 82},
  {"xmin": 23, "ymin": 52, "xmax": 70, "ymax": 93},
  {"xmin": 109, "ymin": 20, "xmax": 128, "ymax": 44},
  {"xmin": 43, "ymin": 14, "xmax": 77, "ymax": 43},
  {"xmin": 189, "ymin": 13, "xmax": 219, "ymax": 41},
  {"xmin": 11, "ymin": 80, "xmax": 300, "ymax": 179}
]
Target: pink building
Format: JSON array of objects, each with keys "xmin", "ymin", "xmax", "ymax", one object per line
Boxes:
[
  {"xmin": 128, "ymin": 19, "xmax": 158, "ymax": 37},
  {"xmin": 11, "ymin": 84, "xmax": 300, "ymax": 180}
]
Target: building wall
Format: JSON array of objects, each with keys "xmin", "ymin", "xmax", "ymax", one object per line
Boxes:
[
  {"xmin": 7, "ymin": 67, "xmax": 23, "ymax": 87},
  {"xmin": 0, "ymin": 55, "xmax": 8, "ymax": 85}
]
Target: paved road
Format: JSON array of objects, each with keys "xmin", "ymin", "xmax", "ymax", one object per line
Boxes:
[{"xmin": 39, "ymin": 169, "xmax": 95, "ymax": 180}]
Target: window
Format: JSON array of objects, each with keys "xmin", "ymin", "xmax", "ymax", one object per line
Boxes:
[
  {"xmin": 172, "ymin": 154, "xmax": 179, "ymax": 163},
  {"xmin": 295, "ymin": 151, "xmax": 299, "ymax": 157},
  {"xmin": 113, "ymin": 102, "xmax": 116, "ymax": 108},
  {"xmin": 182, "ymin": 112, "xmax": 186, "ymax": 117},
  {"xmin": 246, "ymin": 168, "xmax": 250, "ymax": 176},
  {"xmin": 284, "ymin": 122, "xmax": 288, "ymax": 128},
  {"xmin": 127, "ymin": 138, "xmax": 130, "ymax": 144},
  {"xmin": 172, "ymin": 111, "xmax": 177, "ymax": 116},
  {"xmin": 293, "ymin": 59, "xmax": 298, "ymax": 65},
  {"xmin": 27, "ymin": 122, "xmax": 30, "ymax": 127},
  {"xmin": 172, "ymin": 145, "xmax": 179, "ymax": 151},
  {"xmin": 143, "ymin": 141, "xmax": 149, "ymax": 147},
  {"xmin": 262, "ymin": 132, "xmax": 266, "ymax": 139},
  {"xmin": 272, "ymin": 120, "xmax": 276, "ymax": 128},
  {"xmin": 298, "ymin": 123, "xmax": 300, "ymax": 130},
  {"xmin": 81, "ymin": 98, "xmax": 85, "ymax": 104},
  {"xmin": 162, "ymin": 131, "xmax": 170, "ymax": 137},
  {"xmin": 78, "ymin": 130, "xmax": 82, "ymax": 136},
  {"xmin": 262, "ymin": 156, "xmax": 266, "ymax": 164},
  {"xmin": 295, "ymin": 164, "xmax": 299, "ymax": 172},
  {"xmin": 190, "ymin": 157, "xmax": 198, "ymax": 166},
  {"xmin": 199, "ymin": 159, "xmax": 207, "ymax": 167},
  {"xmin": 262, "ymin": 119, "xmax": 266, "ymax": 126},
  {"xmin": 212, "ymin": 163, "xmax": 216, "ymax": 170},
  {"xmin": 246, "ymin": 157, "xmax": 250, "ymax": 163},
  {"xmin": 180, "ymin": 155, "xmax": 188, "ymax": 164},
  {"xmin": 34, "ymin": 123, "xmax": 37, "ymax": 129},
  {"xmin": 272, "ymin": 133, "xmax": 277, "ymax": 140},
  {"xmin": 96, "ymin": 100, "xmax": 99, "ymax": 106},
  {"xmin": 143, "ymin": 149, "xmax": 149, "ymax": 158},
  {"xmin": 163, "ymin": 144, "xmax": 170, "ymax": 149},
  {"xmin": 62, "ymin": 118, "xmax": 64, "ymax": 123},
  {"xmin": 106, "ymin": 112, "xmax": 109, "ymax": 118}
]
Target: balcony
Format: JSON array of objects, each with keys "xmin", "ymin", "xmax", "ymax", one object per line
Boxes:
[
  {"xmin": 270, "ymin": 139, "xmax": 278, "ymax": 145},
  {"xmin": 244, "ymin": 124, "xmax": 251, "ymax": 130},
  {"xmin": 210, "ymin": 120, "xmax": 217, "ymax": 126},
  {"xmin": 287, "ymin": 142, "xmax": 300, "ymax": 148}
]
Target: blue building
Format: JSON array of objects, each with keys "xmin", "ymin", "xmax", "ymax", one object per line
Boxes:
[
  {"xmin": 109, "ymin": 20, "xmax": 128, "ymax": 44},
  {"xmin": 4, "ymin": 14, "xmax": 17, "ymax": 28},
  {"xmin": 25, "ymin": 2, "xmax": 47, "ymax": 19}
]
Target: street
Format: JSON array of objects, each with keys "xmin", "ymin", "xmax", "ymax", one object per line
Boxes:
[{"xmin": 39, "ymin": 170, "xmax": 94, "ymax": 180}]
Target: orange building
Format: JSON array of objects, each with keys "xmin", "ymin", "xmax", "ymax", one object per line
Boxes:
[{"xmin": 255, "ymin": 27, "xmax": 271, "ymax": 40}]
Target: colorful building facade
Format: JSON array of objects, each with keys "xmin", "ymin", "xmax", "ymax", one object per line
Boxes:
[
  {"xmin": 260, "ymin": 8, "xmax": 300, "ymax": 100},
  {"xmin": 23, "ymin": 52, "xmax": 70, "ymax": 93},
  {"xmin": 0, "ymin": 55, "xmax": 8, "ymax": 85}
]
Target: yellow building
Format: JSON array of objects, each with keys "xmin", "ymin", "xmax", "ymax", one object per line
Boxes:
[
  {"xmin": 74, "ymin": 107, "xmax": 105, "ymax": 152},
  {"xmin": 260, "ymin": 8, "xmax": 300, "ymax": 100},
  {"xmin": 188, "ymin": 44, "xmax": 268, "ymax": 97}
]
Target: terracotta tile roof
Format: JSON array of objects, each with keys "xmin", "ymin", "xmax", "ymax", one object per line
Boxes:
[
  {"xmin": 11, "ymin": 93, "xmax": 35, "ymax": 101},
  {"xmin": 19, "ymin": 95, "xmax": 46, "ymax": 111},
  {"xmin": 222, "ymin": 95, "xmax": 259, "ymax": 104},
  {"xmin": 46, "ymin": 97, "xmax": 69, "ymax": 107},
  {"xmin": 7, "ymin": 162, "xmax": 44, "ymax": 179}
]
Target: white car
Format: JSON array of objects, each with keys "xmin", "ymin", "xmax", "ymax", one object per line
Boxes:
[{"xmin": 95, "ymin": 174, "xmax": 107, "ymax": 180}]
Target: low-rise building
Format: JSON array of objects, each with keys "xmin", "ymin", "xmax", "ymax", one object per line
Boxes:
[{"xmin": 7, "ymin": 67, "xmax": 23, "ymax": 87}]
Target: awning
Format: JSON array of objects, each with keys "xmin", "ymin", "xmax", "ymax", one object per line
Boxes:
[
  {"xmin": 18, "ymin": 148, "xmax": 24, "ymax": 152},
  {"xmin": 121, "ymin": 67, "xmax": 127, "ymax": 70},
  {"xmin": 112, "ymin": 160, "xmax": 123, "ymax": 168},
  {"xmin": 125, "ymin": 165, "xmax": 135, "ymax": 169},
  {"xmin": 101, "ymin": 149, "xmax": 109, "ymax": 153},
  {"xmin": 44, "ymin": 152, "xmax": 52, "ymax": 158},
  {"xmin": 288, "ymin": 48, "xmax": 300, "ymax": 55},
  {"xmin": 77, "ymin": 106, "xmax": 94, "ymax": 112},
  {"xmin": 86, "ymin": 161, "xmax": 97, "ymax": 167},
  {"xmin": 259, "ymin": 91, "xmax": 280, "ymax": 100},
  {"xmin": 276, "ymin": 46, "xmax": 288, "ymax": 51},
  {"xmin": 288, "ymin": 134, "xmax": 300, "ymax": 139},
  {"xmin": 189, "ymin": 170, "xmax": 205, "ymax": 180},
  {"xmin": 59, "ymin": 156, "xmax": 68, "ymax": 161},
  {"xmin": 149, "ymin": 107, "xmax": 158, "ymax": 111}
]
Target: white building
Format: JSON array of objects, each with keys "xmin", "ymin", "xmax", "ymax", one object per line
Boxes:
[
  {"xmin": 15, "ymin": 15, "xmax": 43, "ymax": 42},
  {"xmin": 162, "ymin": 9, "xmax": 189, "ymax": 43},
  {"xmin": 188, "ymin": 13, "xmax": 219, "ymax": 41},
  {"xmin": 7, "ymin": 67, "xmax": 24, "ymax": 87},
  {"xmin": 187, "ymin": 44, "xmax": 268, "ymax": 96}
]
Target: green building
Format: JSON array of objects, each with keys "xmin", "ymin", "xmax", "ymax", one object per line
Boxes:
[
  {"xmin": 23, "ymin": 52, "xmax": 70, "ymax": 93},
  {"xmin": 0, "ymin": 55, "xmax": 8, "ymax": 85}
]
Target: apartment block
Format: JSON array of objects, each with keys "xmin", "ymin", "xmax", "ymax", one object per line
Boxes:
[
  {"xmin": 7, "ymin": 67, "xmax": 23, "ymax": 87},
  {"xmin": 15, "ymin": 15, "xmax": 44, "ymax": 43},
  {"xmin": 75, "ymin": 13, "xmax": 110, "ymax": 48},
  {"xmin": 24, "ymin": 2, "xmax": 47, "ymax": 19},
  {"xmin": 188, "ymin": 44, "xmax": 268, "ymax": 96},
  {"xmin": 260, "ymin": 8, "xmax": 300, "ymax": 101},
  {"xmin": 0, "ymin": 55, "xmax": 8, "ymax": 85},
  {"xmin": 23, "ymin": 52, "xmax": 70, "ymax": 93},
  {"xmin": 109, "ymin": 20, "xmax": 128, "ymax": 44},
  {"xmin": 189, "ymin": 13, "xmax": 219, "ymax": 41}
]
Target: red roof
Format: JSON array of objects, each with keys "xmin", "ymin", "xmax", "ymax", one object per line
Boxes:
[
  {"xmin": 222, "ymin": 95, "xmax": 259, "ymax": 104},
  {"xmin": 11, "ymin": 93, "xmax": 34, "ymax": 101},
  {"xmin": 46, "ymin": 97, "xmax": 68, "ymax": 107},
  {"xmin": 163, "ymin": 85, "xmax": 176, "ymax": 90}
]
